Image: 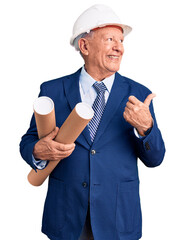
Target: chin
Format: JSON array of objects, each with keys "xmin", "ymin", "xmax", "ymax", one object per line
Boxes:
[
  {"xmin": 107, "ymin": 61, "xmax": 121, "ymax": 71},
  {"xmin": 107, "ymin": 65, "xmax": 120, "ymax": 73}
]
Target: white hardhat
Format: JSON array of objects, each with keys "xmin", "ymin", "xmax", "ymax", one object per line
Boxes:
[{"xmin": 70, "ymin": 4, "xmax": 132, "ymax": 50}]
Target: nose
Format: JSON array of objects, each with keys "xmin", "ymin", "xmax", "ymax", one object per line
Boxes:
[{"xmin": 113, "ymin": 40, "xmax": 124, "ymax": 54}]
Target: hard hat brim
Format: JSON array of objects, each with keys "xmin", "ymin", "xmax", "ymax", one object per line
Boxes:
[{"xmin": 70, "ymin": 23, "xmax": 132, "ymax": 46}]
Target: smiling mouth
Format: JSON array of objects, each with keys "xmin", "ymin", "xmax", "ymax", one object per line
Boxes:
[{"xmin": 108, "ymin": 55, "xmax": 119, "ymax": 59}]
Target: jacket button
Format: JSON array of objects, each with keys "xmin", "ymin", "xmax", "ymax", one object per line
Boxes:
[
  {"xmin": 82, "ymin": 182, "xmax": 88, "ymax": 188},
  {"xmin": 91, "ymin": 149, "xmax": 96, "ymax": 155}
]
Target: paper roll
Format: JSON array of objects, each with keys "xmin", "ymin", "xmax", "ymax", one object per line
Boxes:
[
  {"xmin": 33, "ymin": 96, "xmax": 56, "ymax": 138},
  {"xmin": 28, "ymin": 102, "xmax": 94, "ymax": 186},
  {"xmin": 55, "ymin": 102, "xmax": 94, "ymax": 143}
]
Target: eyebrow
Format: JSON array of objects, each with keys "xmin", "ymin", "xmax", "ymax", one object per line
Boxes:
[{"xmin": 103, "ymin": 34, "xmax": 124, "ymax": 39}]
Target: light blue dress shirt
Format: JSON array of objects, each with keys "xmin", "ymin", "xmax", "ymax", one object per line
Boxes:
[
  {"xmin": 79, "ymin": 66, "xmax": 115, "ymax": 106},
  {"xmin": 33, "ymin": 66, "xmax": 143, "ymax": 169}
]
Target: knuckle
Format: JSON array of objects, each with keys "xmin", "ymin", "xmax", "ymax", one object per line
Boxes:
[
  {"xmin": 133, "ymin": 106, "xmax": 139, "ymax": 112},
  {"xmin": 53, "ymin": 149, "xmax": 58, "ymax": 155},
  {"xmin": 123, "ymin": 113, "xmax": 128, "ymax": 121},
  {"xmin": 138, "ymin": 102, "xmax": 143, "ymax": 108},
  {"xmin": 124, "ymin": 106, "xmax": 128, "ymax": 112},
  {"xmin": 49, "ymin": 145, "xmax": 56, "ymax": 153},
  {"xmin": 46, "ymin": 143, "xmax": 53, "ymax": 152}
]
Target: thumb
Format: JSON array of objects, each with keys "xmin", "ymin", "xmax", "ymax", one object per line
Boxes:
[
  {"xmin": 45, "ymin": 127, "xmax": 59, "ymax": 140},
  {"xmin": 144, "ymin": 93, "xmax": 156, "ymax": 106}
]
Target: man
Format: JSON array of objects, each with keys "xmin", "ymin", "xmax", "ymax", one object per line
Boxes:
[{"xmin": 20, "ymin": 4, "xmax": 165, "ymax": 240}]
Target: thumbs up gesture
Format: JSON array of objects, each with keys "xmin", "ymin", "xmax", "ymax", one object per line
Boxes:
[{"xmin": 123, "ymin": 93, "xmax": 156, "ymax": 136}]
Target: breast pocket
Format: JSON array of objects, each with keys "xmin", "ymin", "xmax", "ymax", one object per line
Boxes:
[
  {"xmin": 116, "ymin": 179, "xmax": 142, "ymax": 233},
  {"xmin": 42, "ymin": 177, "xmax": 66, "ymax": 234}
]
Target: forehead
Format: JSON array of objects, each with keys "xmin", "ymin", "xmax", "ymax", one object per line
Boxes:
[{"xmin": 93, "ymin": 26, "xmax": 124, "ymax": 38}]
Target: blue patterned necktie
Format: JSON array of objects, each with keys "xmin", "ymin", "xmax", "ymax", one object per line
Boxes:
[{"xmin": 88, "ymin": 81, "xmax": 107, "ymax": 142}]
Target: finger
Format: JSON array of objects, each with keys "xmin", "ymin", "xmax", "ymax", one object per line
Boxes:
[
  {"xmin": 57, "ymin": 147, "xmax": 75, "ymax": 159},
  {"xmin": 123, "ymin": 111, "xmax": 127, "ymax": 121},
  {"xmin": 55, "ymin": 142, "xmax": 75, "ymax": 151},
  {"xmin": 144, "ymin": 93, "xmax": 156, "ymax": 106},
  {"xmin": 124, "ymin": 106, "xmax": 131, "ymax": 114},
  {"xmin": 45, "ymin": 127, "xmax": 59, "ymax": 140},
  {"xmin": 123, "ymin": 107, "xmax": 131, "ymax": 120},
  {"xmin": 128, "ymin": 95, "xmax": 141, "ymax": 105},
  {"xmin": 50, "ymin": 148, "xmax": 75, "ymax": 161},
  {"xmin": 123, "ymin": 111, "xmax": 127, "ymax": 120},
  {"xmin": 126, "ymin": 101, "xmax": 134, "ymax": 110}
]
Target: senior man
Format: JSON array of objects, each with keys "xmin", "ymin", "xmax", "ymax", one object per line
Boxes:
[{"xmin": 20, "ymin": 4, "xmax": 165, "ymax": 240}]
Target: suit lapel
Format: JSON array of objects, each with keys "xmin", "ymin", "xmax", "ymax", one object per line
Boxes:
[
  {"xmin": 92, "ymin": 72, "xmax": 130, "ymax": 144},
  {"xmin": 63, "ymin": 68, "xmax": 92, "ymax": 147},
  {"xmin": 63, "ymin": 68, "xmax": 82, "ymax": 111},
  {"xmin": 63, "ymin": 69, "xmax": 131, "ymax": 147}
]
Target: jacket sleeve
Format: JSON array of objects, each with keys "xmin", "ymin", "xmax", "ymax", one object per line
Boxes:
[
  {"xmin": 19, "ymin": 83, "xmax": 47, "ymax": 171},
  {"xmin": 135, "ymin": 100, "xmax": 166, "ymax": 167}
]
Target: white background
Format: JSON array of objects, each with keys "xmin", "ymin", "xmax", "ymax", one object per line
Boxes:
[{"xmin": 0, "ymin": 0, "xmax": 184, "ymax": 239}]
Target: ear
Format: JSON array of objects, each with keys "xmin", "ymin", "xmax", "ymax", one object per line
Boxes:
[{"xmin": 78, "ymin": 38, "xmax": 89, "ymax": 56}]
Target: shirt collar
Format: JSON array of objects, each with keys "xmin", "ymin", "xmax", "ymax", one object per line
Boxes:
[{"xmin": 79, "ymin": 66, "xmax": 115, "ymax": 95}]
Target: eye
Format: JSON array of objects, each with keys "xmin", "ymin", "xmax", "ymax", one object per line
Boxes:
[
  {"xmin": 107, "ymin": 38, "xmax": 113, "ymax": 41},
  {"xmin": 120, "ymin": 39, "xmax": 124, "ymax": 43}
]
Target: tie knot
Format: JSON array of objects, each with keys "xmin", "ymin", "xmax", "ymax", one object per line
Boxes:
[{"xmin": 93, "ymin": 82, "xmax": 107, "ymax": 94}]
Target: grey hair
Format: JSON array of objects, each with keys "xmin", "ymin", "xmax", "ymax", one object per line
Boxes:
[{"xmin": 73, "ymin": 31, "xmax": 94, "ymax": 52}]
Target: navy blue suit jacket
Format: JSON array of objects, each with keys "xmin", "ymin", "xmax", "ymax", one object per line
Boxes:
[{"xmin": 20, "ymin": 68, "xmax": 165, "ymax": 240}]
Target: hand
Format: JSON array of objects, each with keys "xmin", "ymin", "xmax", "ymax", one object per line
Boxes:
[
  {"xmin": 33, "ymin": 127, "xmax": 75, "ymax": 161},
  {"xmin": 123, "ymin": 93, "xmax": 156, "ymax": 136}
]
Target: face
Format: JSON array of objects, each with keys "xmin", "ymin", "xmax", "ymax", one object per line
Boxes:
[{"xmin": 82, "ymin": 26, "xmax": 124, "ymax": 80}]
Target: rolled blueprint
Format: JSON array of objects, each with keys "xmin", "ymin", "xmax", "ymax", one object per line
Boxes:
[
  {"xmin": 28, "ymin": 102, "xmax": 94, "ymax": 186},
  {"xmin": 33, "ymin": 96, "xmax": 56, "ymax": 138}
]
